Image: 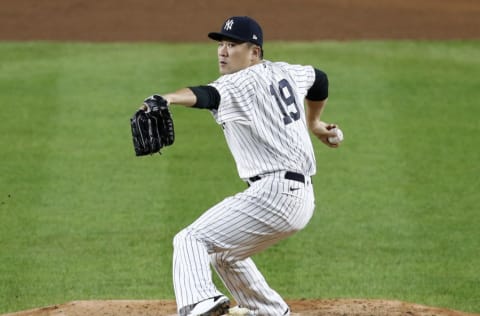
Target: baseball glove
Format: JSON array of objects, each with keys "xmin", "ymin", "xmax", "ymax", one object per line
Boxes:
[{"xmin": 130, "ymin": 95, "xmax": 174, "ymax": 156}]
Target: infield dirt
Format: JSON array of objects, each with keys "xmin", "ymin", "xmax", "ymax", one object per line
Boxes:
[{"xmin": 1, "ymin": 0, "xmax": 479, "ymax": 315}]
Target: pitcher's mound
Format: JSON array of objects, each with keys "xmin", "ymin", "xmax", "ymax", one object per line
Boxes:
[{"xmin": 3, "ymin": 299, "xmax": 478, "ymax": 316}]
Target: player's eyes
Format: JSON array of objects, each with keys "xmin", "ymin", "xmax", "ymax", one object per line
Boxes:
[
  {"xmin": 218, "ymin": 42, "xmax": 231, "ymax": 48},
  {"xmin": 218, "ymin": 42, "xmax": 237, "ymax": 50},
  {"xmin": 219, "ymin": 42, "xmax": 236, "ymax": 48}
]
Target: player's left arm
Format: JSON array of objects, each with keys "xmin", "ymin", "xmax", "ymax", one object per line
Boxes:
[
  {"xmin": 159, "ymin": 86, "xmax": 220, "ymax": 110},
  {"xmin": 161, "ymin": 88, "xmax": 197, "ymax": 107}
]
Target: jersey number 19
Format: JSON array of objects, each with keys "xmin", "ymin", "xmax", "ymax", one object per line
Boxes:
[{"xmin": 269, "ymin": 79, "xmax": 300, "ymax": 125}]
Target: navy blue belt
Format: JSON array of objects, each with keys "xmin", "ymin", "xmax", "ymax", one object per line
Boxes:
[{"xmin": 249, "ymin": 171, "xmax": 305, "ymax": 184}]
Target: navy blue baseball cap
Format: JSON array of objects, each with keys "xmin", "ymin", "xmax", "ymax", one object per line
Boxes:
[{"xmin": 208, "ymin": 16, "xmax": 263, "ymax": 47}]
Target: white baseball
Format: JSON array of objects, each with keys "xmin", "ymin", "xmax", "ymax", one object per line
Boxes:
[{"xmin": 328, "ymin": 127, "xmax": 344, "ymax": 144}]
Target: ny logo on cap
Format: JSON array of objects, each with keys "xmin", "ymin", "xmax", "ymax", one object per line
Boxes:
[{"xmin": 224, "ymin": 19, "xmax": 234, "ymax": 31}]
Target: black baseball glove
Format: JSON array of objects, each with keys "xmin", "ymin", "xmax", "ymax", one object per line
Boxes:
[{"xmin": 130, "ymin": 95, "xmax": 174, "ymax": 156}]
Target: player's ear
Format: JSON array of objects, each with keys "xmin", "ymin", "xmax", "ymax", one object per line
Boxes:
[{"xmin": 251, "ymin": 45, "xmax": 261, "ymax": 59}]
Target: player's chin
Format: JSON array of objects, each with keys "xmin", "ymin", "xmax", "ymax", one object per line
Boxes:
[
  {"xmin": 219, "ymin": 68, "xmax": 233, "ymax": 75},
  {"xmin": 219, "ymin": 64, "xmax": 228, "ymax": 75},
  {"xmin": 219, "ymin": 64, "xmax": 241, "ymax": 75}
]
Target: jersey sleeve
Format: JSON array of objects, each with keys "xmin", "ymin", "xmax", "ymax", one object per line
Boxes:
[
  {"xmin": 276, "ymin": 63, "xmax": 316, "ymax": 100},
  {"xmin": 209, "ymin": 74, "xmax": 255, "ymax": 124}
]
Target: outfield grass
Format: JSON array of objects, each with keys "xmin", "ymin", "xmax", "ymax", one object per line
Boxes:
[{"xmin": 0, "ymin": 41, "xmax": 479, "ymax": 314}]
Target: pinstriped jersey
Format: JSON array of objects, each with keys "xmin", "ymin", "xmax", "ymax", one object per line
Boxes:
[{"xmin": 209, "ymin": 60, "xmax": 317, "ymax": 179}]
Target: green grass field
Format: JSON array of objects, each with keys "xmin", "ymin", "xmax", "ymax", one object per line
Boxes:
[{"xmin": 0, "ymin": 41, "xmax": 479, "ymax": 314}]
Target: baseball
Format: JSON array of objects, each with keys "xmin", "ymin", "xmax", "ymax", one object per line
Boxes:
[{"xmin": 328, "ymin": 127, "xmax": 344, "ymax": 144}]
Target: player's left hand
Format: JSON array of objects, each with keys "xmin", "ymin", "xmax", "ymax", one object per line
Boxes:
[{"xmin": 130, "ymin": 95, "xmax": 175, "ymax": 156}]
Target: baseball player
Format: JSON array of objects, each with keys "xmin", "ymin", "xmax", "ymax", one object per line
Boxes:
[{"xmin": 145, "ymin": 16, "xmax": 340, "ymax": 316}]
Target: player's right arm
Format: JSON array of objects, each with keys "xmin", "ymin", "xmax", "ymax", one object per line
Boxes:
[
  {"xmin": 305, "ymin": 68, "xmax": 339, "ymax": 147},
  {"xmin": 306, "ymin": 99, "xmax": 338, "ymax": 148}
]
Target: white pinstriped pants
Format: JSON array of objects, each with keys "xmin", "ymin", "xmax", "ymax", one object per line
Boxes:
[{"xmin": 173, "ymin": 172, "xmax": 315, "ymax": 316}]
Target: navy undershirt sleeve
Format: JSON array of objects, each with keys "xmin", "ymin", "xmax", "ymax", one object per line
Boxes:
[
  {"xmin": 306, "ymin": 68, "xmax": 329, "ymax": 101},
  {"xmin": 189, "ymin": 86, "xmax": 221, "ymax": 110}
]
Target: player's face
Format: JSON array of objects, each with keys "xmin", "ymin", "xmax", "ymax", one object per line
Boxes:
[{"xmin": 217, "ymin": 40, "xmax": 259, "ymax": 75}]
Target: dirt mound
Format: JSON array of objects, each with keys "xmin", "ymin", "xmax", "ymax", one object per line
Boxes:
[{"xmin": 3, "ymin": 299, "xmax": 479, "ymax": 316}]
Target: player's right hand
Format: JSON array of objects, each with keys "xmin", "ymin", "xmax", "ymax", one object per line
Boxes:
[{"xmin": 310, "ymin": 121, "xmax": 340, "ymax": 148}]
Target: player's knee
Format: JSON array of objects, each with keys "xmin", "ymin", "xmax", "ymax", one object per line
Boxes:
[
  {"xmin": 173, "ymin": 228, "xmax": 204, "ymax": 250},
  {"xmin": 210, "ymin": 252, "xmax": 241, "ymax": 268},
  {"xmin": 210, "ymin": 252, "xmax": 227, "ymax": 268},
  {"xmin": 173, "ymin": 229, "xmax": 189, "ymax": 248}
]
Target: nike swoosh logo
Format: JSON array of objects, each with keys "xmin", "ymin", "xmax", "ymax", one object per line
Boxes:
[{"xmin": 289, "ymin": 187, "xmax": 300, "ymax": 191}]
